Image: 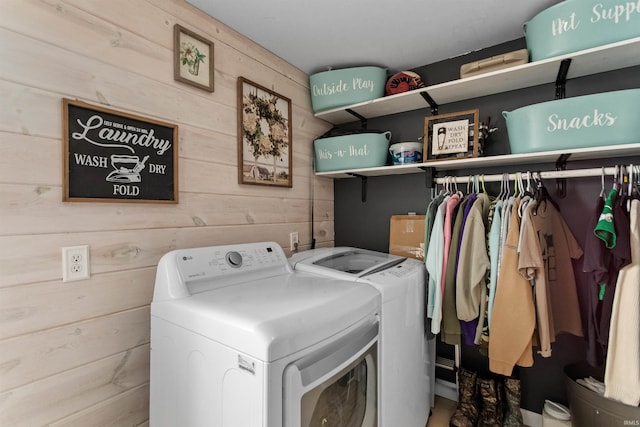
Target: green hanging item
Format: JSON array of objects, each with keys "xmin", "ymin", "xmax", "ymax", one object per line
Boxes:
[
  {"xmin": 594, "ymin": 188, "xmax": 617, "ymax": 249},
  {"xmin": 599, "ymin": 283, "xmax": 606, "ymax": 301}
]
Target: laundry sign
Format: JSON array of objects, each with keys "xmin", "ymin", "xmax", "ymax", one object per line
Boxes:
[{"xmin": 63, "ymin": 99, "xmax": 179, "ymax": 203}]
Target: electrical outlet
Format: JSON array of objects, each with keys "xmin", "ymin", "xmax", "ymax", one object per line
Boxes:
[
  {"xmin": 62, "ymin": 245, "xmax": 90, "ymax": 282},
  {"xmin": 289, "ymin": 232, "xmax": 299, "ymax": 251}
]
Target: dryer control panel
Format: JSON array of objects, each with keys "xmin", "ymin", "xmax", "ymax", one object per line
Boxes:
[{"xmin": 153, "ymin": 242, "xmax": 291, "ymax": 300}]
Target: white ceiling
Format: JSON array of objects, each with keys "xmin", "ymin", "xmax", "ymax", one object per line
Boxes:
[{"xmin": 187, "ymin": 0, "xmax": 561, "ymax": 75}]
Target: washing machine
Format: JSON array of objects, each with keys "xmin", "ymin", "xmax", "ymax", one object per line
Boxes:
[
  {"xmin": 289, "ymin": 247, "xmax": 436, "ymax": 427},
  {"xmin": 150, "ymin": 242, "xmax": 381, "ymax": 427}
]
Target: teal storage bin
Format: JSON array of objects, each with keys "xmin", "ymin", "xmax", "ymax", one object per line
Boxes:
[
  {"xmin": 309, "ymin": 66, "xmax": 387, "ymax": 113},
  {"xmin": 525, "ymin": 0, "xmax": 640, "ymax": 61},
  {"xmin": 503, "ymin": 89, "xmax": 640, "ymax": 154},
  {"xmin": 314, "ymin": 131, "xmax": 391, "ymax": 172}
]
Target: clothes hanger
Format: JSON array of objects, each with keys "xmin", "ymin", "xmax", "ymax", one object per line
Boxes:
[
  {"xmin": 532, "ymin": 171, "xmax": 560, "ymax": 215},
  {"xmin": 524, "ymin": 171, "xmax": 534, "ymax": 197},
  {"xmin": 632, "ymin": 165, "xmax": 640, "ymax": 201},
  {"xmin": 599, "ymin": 166, "xmax": 606, "ymax": 200},
  {"xmin": 496, "ymin": 173, "xmax": 505, "ymax": 201},
  {"xmin": 504, "ymin": 173, "xmax": 511, "ymax": 200},
  {"xmin": 513, "ymin": 172, "xmax": 520, "ymax": 199},
  {"xmin": 452, "ymin": 176, "xmax": 463, "ymax": 198}
]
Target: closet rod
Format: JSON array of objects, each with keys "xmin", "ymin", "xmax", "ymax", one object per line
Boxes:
[{"xmin": 434, "ymin": 166, "xmax": 620, "ymax": 184}]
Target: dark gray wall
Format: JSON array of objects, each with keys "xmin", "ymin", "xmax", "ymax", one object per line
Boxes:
[{"xmin": 332, "ymin": 38, "xmax": 640, "ymax": 413}]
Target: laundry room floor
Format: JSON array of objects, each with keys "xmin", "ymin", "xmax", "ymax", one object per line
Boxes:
[
  {"xmin": 426, "ymin": 395, "xmax": 457, "ymax": 426},
  {"xmin": 425, "ymin": 395, "xmax": 532, "ymax": 426}
]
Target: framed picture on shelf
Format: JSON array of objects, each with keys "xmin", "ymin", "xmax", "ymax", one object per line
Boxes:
[
  {"xmin": 173, "ymin": 24, "xmax": 214, "ymax": 92},
  {"xmin": 237, "ymin": 77, "xmax": 293, "ymax": 188},
  {"xmin": 424, "ymin": 109, "xmax": 479, "ymax": 161}
]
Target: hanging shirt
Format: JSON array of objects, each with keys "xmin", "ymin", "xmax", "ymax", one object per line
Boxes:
[
  {"xmin": 424, "ymin": 191, "xmax": 447, "ymax": 335},
  {"xmin": 441, "ymin": 196, "xmax": 469, "ymax": 346},
  {"xmin": 456, "ymin": 193, "xmax": 490, "ymax": 332},
  {"xmin": 489, "ymin": 197, "xmax": 535, "ymax": 376},
  {"xmin": 487, "ymin": 199, "xmax": 503, "ymax": 329},
  {"xmin": 498, "ymin": 196, "xmax": 515, "ymax": 268},
  {"xmin": 604, "ymin": 199, "xmax": 640, "ymax": 406},
  {"xmin": 581, "ymin": 195, "xmax": 631, "ymax": 366},
  {"xmin": 519, "ymin": 199, "xmax": 584, "ymax": 357},
  {"xmin": 426, "ymin": 196, "xmax": 449, "ymax": 334},
  {"xmin": 456, "ymin": 192, "xmax": 479, "ymax": 345},
  {"xmin": 440, "ymin": 193, "xmax": 462, "ymax": 298}
]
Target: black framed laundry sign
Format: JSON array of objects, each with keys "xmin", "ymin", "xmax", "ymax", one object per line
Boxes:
[{"xmin": 62, "ymin": 99, "xmax": 179, "ymax": 203}]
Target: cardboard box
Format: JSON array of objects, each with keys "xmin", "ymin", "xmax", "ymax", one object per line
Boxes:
[{"xmin": 389, "ymin": 215, "xmax": 425, "ymax": 261}]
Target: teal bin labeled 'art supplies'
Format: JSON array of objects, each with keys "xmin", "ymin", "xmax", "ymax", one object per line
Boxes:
[
  {"xmin": 314, "ymin": 131, "xmax": 391, "ymax": 172},
  {"xmin": 503, "ymin": 89, "xmax": 640, "ymax": 154},
  {"xmin": 309, "ymin": 66, "xmax": 387, "ymax": 113},
  {"xmin": 525, "ymin": 0, "xmax": 640, "ymax": 61}
]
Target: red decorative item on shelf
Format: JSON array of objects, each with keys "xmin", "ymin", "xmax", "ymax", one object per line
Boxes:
[{"xmin": 385, "ymin": 71, "xmax": 425, "ymax": 95}]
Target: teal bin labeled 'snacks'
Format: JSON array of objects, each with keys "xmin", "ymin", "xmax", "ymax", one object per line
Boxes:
[
  {"xmin": 525, "ymin": 0, "xmax": 640, "ymax": 61},
  {"xmin": 314, "ymin": 131, "xmax": 391, "ymax": 172},
  {"xmin": 503, "ymin": 89, "xmax": 640, "ymax": 154},
  {"xmin": 309, "ymin": 66, "xmax": 387, "ymax": 113}
]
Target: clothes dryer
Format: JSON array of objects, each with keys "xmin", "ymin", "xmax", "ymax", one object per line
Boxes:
[
  {"xmin": 151, "ymin": 242, "xmax": 381, "ymax": 427},
  {"xmin": 290, "ymin": 247, "xmax": 436, "ymax": 427}
]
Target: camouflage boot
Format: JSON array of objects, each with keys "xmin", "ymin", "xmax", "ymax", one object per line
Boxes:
[
  {"xmin": 503, "ymin": 378, "xmax": 524, "ymax": 426},
  {"xmin": 477, "ymin": 377, "xmax": 504, "ymax": 426},
  {"xmin": 449, "ymin": 368, "xmax": 479, "ymax": 427}
]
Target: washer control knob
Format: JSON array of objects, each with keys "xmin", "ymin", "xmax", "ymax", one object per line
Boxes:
[{"xmin": 225, "ymin": 251, "xmax": 243, "ymax": 268}]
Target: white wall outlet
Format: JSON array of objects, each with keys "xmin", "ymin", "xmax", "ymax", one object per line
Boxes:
[
  {"xmin": 62, "ymin": 245, "xmax": 90, "ymax": 282},
  {"xmin": 289, "ymin": 231, "xmax": 299, "ymax": 251}
]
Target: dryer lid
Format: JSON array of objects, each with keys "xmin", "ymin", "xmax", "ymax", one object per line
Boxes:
[{"xmin": 290, "ymin": 247, "xmax": 405, "ymax": 279}]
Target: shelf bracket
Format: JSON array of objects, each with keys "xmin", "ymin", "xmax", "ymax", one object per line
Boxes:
[
  {"xmin": 419, "ymin": 166, "xmax": 436, "ymax": 189},
  {"xmin": 345, "ymin": 109, "xmax": 368, "ymax": 129},
  {"xmin": 555, "ymin": 153, "xmax": 571, "ymax": 198},
  {"xmin": 347, "ymin": 173, "xmax": 368, "ymax": 202},
  {"xmin": 555, "ymin": 58, "xmax": 572, "ymax": 99},
  {"xmin": 420, "ymin": 91, "xmax": 439, "ymax": 115}
]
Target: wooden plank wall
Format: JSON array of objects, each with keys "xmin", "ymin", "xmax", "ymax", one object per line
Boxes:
[{"xmin": 0, "ymin": 0, "xmax": 334, "ymax": 425}]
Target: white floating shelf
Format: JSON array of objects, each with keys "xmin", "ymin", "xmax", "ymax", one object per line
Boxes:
[{"xmin": 314, "ymin": 37, "xmax": 640, "ymax": 125}]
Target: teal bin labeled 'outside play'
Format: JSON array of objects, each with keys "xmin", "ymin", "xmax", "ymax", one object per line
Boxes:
[
  {"xmin": 314, "ymin": 131, "xmax": 391, "ymax": 172},
  {"xmin": 503, "ymin": 89, "xmax": 640, "ymax": 154},
  {"xmin": 309, "ymin": 66, "xmax": 387, "ymax": 113},
  {"xmin": 525, "ymin": 0, "xmax": 640, "ymax": 61}
]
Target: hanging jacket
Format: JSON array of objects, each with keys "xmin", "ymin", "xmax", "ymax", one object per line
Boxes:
[{"xmin": 489, "ymin": 198, "xmax": 535, "ymax": 376}]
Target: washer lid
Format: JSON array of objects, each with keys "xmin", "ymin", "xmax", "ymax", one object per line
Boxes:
[
  {"xmin": 290, "ymin": 247, "xmax": 405, "ymax": 279},
  {"xmin": 151, "ymin": 271, "xmax": 380, "ymax": 362}
]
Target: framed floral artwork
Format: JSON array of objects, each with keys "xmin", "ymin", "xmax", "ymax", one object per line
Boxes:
[
  {"xmin": 173, "ymin": 24, "xmax": 214, "ymax": 92},
  {"xmin": 237, "ymin": 77, "xmax": 293, "ymax": 187}
]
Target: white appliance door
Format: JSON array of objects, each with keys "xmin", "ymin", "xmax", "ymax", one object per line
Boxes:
[
  {"xmin": 283, "ymin": 321, "xmax": 379, "ymax": 427},
  {"xmin": 310, "ymin": 249, "xmax": 404, "ymax": 277}
]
